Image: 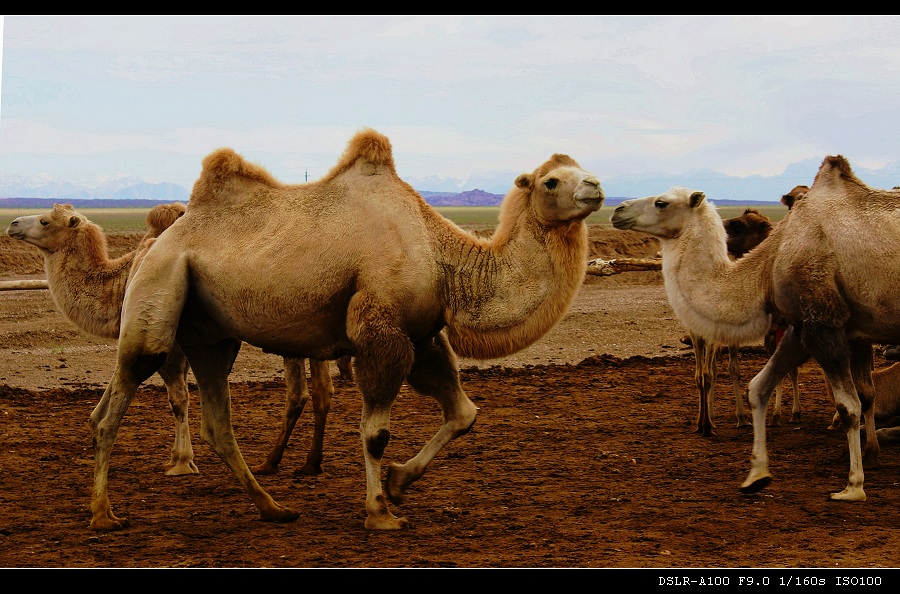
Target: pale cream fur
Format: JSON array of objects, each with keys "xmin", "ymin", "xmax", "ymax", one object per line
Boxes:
[
  {"xmin": 88, "ymin": 128, "xmax": 603, "ymax": 532},
  {"xmin": 612, "ymin": 156, "xmax": 900, "ymax": 502}
]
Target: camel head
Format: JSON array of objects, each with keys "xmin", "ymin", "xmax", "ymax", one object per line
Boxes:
[
  {"xmin": 780, "ymin": 185, "xmax": 809, "ymax": 210},
  {"xmin": 610, "ymin": 186, "xmax": 711, "ymax": 240},
  {"xmin": 145, "ymin": 202, "xmax": 186, "ymax": 238},
  {"xmin": 6, "ymin": 203, "xmax": 89, "ymax": 252},
  {"xmin": 723, "ymin": 209, "xmax": 773, "ymax": 259},
  {"xmin": 505, "ymin": 154, "xmax": 604, "ymax": 227}
]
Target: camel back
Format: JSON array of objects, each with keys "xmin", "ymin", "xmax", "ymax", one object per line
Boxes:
[{"xmin": 773, "ymin": 155, "xmax": 900, "ymax": 338}]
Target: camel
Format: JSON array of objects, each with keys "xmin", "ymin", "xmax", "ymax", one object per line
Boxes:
[
  {"xmin": 87, "ymin": 128, "xmax": 603, "ymax": 531},
  {"xmin": 6, "ymin": 202, "xmax": 199, "ymax": 476},
  {"xmin": 611, "ymin": 156, "xmax": 900, "ymax": 502},
  {"xmin": 5, "ymin": 203, "xmax": 345, "ymax": 479},
  {"xmin": 679, "ymin": 207, "xmax": 801, "ymax": 436}
]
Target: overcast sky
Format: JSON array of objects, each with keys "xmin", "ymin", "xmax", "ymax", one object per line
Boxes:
[{"xmin": 3, "ymin": 15, "xmax": 900, "ymax": 196}]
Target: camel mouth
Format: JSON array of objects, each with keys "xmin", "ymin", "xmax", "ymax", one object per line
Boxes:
[
  {"xmin": 610, "ymin": 215, "xmax": 634, "ymax": 230},
  {"xmin": 577, "ymin": 196, "xmax": 604, "ymax": 211},
  {"xmin": 6, "ymin": 228, "xmax": 24, "ymax": 240}
]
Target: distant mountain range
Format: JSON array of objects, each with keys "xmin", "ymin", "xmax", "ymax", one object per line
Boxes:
[{"xmin": 2, "ymin": 155, "xmax": 899, "ymax": 207}]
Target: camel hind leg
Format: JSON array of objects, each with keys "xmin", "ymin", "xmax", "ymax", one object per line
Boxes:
[
  {"xmin": 157, "ymin": 344, "xmax": 199, "ymax": 476},
  {"xmin": 805, "ymin": 329, "xmax": 868, "ymax": 501},
  {"xmin": 182, "ymin": 337, "xmax": 299, "ymax": 523},
  {"xmin": 91, "ymin": 254, "xmax": 189, "ymax": 531},
  {"xmin": 386, "ymin": 331, "xmax": 478, "ymax": 505}
]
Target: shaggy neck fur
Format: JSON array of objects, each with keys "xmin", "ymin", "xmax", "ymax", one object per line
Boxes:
[
  {"xmin": 660, "ymin": 201, "xmax": 775, "ymax": 346},
  {"xmin": 44, "ymin": 223, "xmax": 137, "ymax": 339},
  {"xmin": 424, "ymin": 192, "xmax": 589, "ymax": 359}
]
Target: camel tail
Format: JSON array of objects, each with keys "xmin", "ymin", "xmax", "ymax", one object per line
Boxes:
[
  {"xmin": 190, "ymin": 148, "xmax": 283, "ymax": 205},
  {"xmin": 322, "ymin": 128, "xmax": 396, "ymax": 181}
]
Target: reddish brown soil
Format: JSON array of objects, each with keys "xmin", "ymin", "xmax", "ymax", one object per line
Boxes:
[{"xmin": 1, "ymin": 227, "xmax": 898, "ymax": 569}]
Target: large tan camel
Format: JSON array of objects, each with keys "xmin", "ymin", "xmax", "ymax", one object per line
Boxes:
[
  {"xmin": 5, "ymin": 203, "xmax": 343, "ymax": 479},
  {"xmin": 611, "ymin": 156, "xmax": 900, "ymax": 502},
  {"xmin": 87, "ymin": 128, "xmax": 603, "ymax": 531}
]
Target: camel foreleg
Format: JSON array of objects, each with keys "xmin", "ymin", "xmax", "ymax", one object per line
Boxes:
[
  {"xmin": 387, "ymin": 332, "xmax": 478, "ymax": 504},
  {"xmin": 348, "ymin": 296, "xmax": 414, "ymax": 530},
  {"xmin": 741, "ymin": 326, "xmax": 809, "ymax": 495},
  {"xmin": 692, "ymin": 334, "xmax": 718, "ymax": 436}
]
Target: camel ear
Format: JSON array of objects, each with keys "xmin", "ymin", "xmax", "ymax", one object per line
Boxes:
[
  {"xmin": 68, "ymin": 216, "xmax": 80, "ymax": 228},
  {"xmin": 689, "ymin": 191, "xmax": 706, "ymax": 208},
  {"xmin": 514, "ymin": 173, "xmax": 533, "ymax": 190}
]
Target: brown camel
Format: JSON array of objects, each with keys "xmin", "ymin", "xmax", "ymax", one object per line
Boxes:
[
  {"xmin": 5, "ymin": 203, "xmax": 345, "ymax": 478},
  {"xmin": 611, "ymin": 156, "xmax": 899, "ymax": 502},
  {"xmin": 87, "ymin": 128, "xmax": 603, "ymax": 531}
]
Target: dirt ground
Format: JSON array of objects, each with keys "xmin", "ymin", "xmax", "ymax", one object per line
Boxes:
[{"xmin": 1, "ymin": 226, "xmax": 899, "ymax": 569}]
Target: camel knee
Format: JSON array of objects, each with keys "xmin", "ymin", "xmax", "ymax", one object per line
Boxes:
[{"xmin": 365, "ymin": 429, "xmax": 391, "ymax": 459}]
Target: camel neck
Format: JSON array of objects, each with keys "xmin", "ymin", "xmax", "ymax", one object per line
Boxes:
[
  {"xmin": 660, "ymin": 216, "xmax": 775, "ymax": 346},
  {"xmin": 429, "ymin": 210, "xmax": 588, "ymax": 359}
]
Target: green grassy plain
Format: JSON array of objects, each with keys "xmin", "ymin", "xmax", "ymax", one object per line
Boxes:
[{"xmin": 0, "ymin": 203, "xmax": 790, "ymax": 235}]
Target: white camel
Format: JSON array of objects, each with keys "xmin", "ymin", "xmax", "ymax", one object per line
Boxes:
[
  {"xmin": 5, "ymin": 203, "xmax": 344, "ymax": 478},
  {"xmin": 611, "ymin": 157, "xmax": 899, "ymax": 501},
  {"xmin": 87, "ymin": 128, "xmax": 603, "ymax": 531}
]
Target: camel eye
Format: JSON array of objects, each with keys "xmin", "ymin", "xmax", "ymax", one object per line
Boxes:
[
  {"xmin": 40, "ymin": 219, "xmax": 49, "ymax": 226},
  {"xmin": 544, "ymin": 178, "xmax": 558, "ymax": 190},
  {"xmin": 654, "ymin": 200, "xmax": 668, "ymax": 209}
]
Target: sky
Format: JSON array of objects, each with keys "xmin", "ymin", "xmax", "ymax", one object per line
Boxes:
[{"xmin": 3, "ymin": 15, "xmax": 900, "ymax": 199}]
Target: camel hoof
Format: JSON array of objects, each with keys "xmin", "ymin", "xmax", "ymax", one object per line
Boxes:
[
  {"xmin": 790, "ymin": 413, "xmax": 802, "ymax": 424},
  {"xmin": 364, "ymin": 514, "xmax": 410, "ymax": 530},
  {"xmin": 251, "ymin": 463, "xmax": 279, "ymax": 476},
  {"xmin": 830, "ymin": 487, "xmax": 866, "ymax": 502},
  {"xmin": 739, "ymin": 474, "xmax": 773, "ymax": 494},
  {"xmin": 385, "ymin": 462, "xmax": 416, "ymax": 505},
  {"xmin": 164, "ymin": 462, "xmax": 200, "ymax": 476},
  {"xmin": 258, "ymin": 506, "xmax": 300, "ymax": 523},
  {"xmin": 293, "ymin": 463, "xmax": 323, "ymax": 477},
  {"xmin": 90, "ymin": 515, "xmax": 130, "ymax": 532}
]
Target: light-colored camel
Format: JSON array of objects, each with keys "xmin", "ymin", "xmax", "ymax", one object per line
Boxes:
[
  {"xmin": 87, "ymin": 128, "xmax": 603, "ymax": 531},
  {"xmin": 611, "ymin": 156, "xmax": 900, "ymax": 502},
  {"xmin": 5, "ymin": 203, "xmax": 344, "ymax": 478},
  {"xmin": 678, "ymin": 207, "xmax": 801, "ymax": 436}
]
